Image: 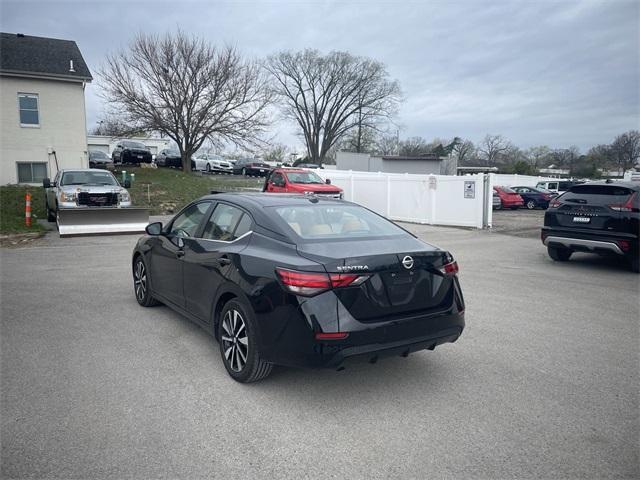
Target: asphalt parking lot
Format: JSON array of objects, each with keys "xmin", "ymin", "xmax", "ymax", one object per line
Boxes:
[{"xmin": 1, "ymin": 221, "xmax": 638, "ymax": 479}]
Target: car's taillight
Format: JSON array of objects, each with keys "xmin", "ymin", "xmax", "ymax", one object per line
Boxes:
[
  {"xmin": 549, "ymin": 198, "xmax": 562, "ymax": 208},
  {"xmin": 608, "ymin": 192, "xmax": 639, "ymax": 212},
  {"xmin": 542, "ymin": 194, "xmax": 551, "ymax": 200},
  {"xmin": 276, "ymin": 268, "xmax": 367, "ymax": 296},
  {"xmin": 439, "ymin": 261, "xmax": 459, "ymax": 277},
  {"xmin": 617, "ymin": 240, "xmax": 631, "ymax": 252}
]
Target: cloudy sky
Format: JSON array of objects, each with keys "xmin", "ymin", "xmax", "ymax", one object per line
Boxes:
[{"xmin": 2, "ymin": 0, "xmax": 638, "ymax": 152}]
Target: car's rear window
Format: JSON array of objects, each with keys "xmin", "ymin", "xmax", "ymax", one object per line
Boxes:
[
  {"xmin": 271, "ymin": 204, "xmax": 407, "ymax": 240},
  {"xmin": 563, "ymin": 185, "xmax": 636, "ymax": 205}
]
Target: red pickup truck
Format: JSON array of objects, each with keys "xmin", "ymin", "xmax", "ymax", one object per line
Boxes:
[{"xmin": 263, "ymin": 168, "xmax": 343, "ymax": 198}]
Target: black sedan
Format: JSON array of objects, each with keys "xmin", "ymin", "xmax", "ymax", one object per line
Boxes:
[
  {"xmin": 132, "ymin": 193, "xmax": 465, "ymax": 382},
  {"xmin": 232, "ymin": 158, "xmax": 271, "ymax": 176},
  {"xmin": 155, "ymin": 149, "xmax": 182, "ymax": 168},
  {"xmin": 88, "ymin": 150, "xmax": 114, "ymax": 169},
  {"xmin": 511, "ymin": 186, "xmax": 553, "ymax": 209}
]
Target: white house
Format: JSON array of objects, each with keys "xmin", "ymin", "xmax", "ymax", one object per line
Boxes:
[{"xmin": 0, "ymin": 32, "xmax": 92, "ymax": 185}]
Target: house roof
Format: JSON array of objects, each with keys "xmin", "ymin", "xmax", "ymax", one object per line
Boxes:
[{"xmin": 0, "ymin": 32, "xmax": 92, "ymax": 82}]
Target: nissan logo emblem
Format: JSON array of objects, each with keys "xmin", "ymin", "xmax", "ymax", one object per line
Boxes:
[{"xmin": 402, "ymin": 255, "xmax": 414, "ymax": 269}]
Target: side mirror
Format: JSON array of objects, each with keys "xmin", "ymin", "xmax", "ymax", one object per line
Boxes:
[
  {"xmin": 123, "ymin": 180, "xmax": 131, "ymax": 188},
  {"xmin": 325, "ymin": 178, "xmax": 331, "ymax": 184},
  {"xmin": 43, "ymin": 178, "xmax": 51, "ymax": 188},
  {"xmin": 145, "ymin": 222, "xmax": 163, "ymax": 236}
]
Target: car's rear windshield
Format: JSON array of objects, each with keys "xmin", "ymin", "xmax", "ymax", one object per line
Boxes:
[
  {"xmin": 285, "ymin": 171, "xmax": 324, "ymax": 184},
  {"xmin": 498, "ymin": 187, "xmax": 517, "ymax": 194},
  {"xmin": 271, "ymin": 204, "xmax": 408, "ymax": 240},
  {"xmin": 61, "ymin": 171, "xmax": 118, "ymax": 186},
  {"xmin": 563, "ymin": 184, "xmax": 636, "ymax": 205},
  {"xmin": 89, "ymin": 150, "xmax": 109, "ymax": 159}
]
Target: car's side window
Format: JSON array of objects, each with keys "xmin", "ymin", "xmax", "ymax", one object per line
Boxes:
[
  {"xmin": 548, "ymin": 183, "xmax": 558, "ymax": 190},
  {"xmin": 202, "ymin": 204, "xmax": 250, "ymax": 241},
  {"xmin": 170, "ymin": 202, "xmax": 211, "ymax": 238},
  {"xmin": 271, "ymin": 172, "xmax": 285, "ymax": 186}
]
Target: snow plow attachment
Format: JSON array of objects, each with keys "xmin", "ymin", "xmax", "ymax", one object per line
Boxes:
[{"xmin": 57, "ymin": 207, "xmax": 149, "ymax": 237}]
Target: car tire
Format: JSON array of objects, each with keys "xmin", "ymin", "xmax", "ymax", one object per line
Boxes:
[
  {"xmin": 45, "ymin": 200, "xmax": 56, "ymax": 222},
  {"xmin": 218, "ymin": 299, "xmax": 272, "ymax": 383},
  {"xmin": 495, "ymin": 203, "xmax": 502, "ymax": 210},
  {"xmin": 526, "ymin": 200, "xmax": 536, "ymax": 209},
  {"xmin": 206, "ymin": 163, "xmax": 211, "ymax": 173},
  {"xmin": 133, "ymin": 256, "xmax": 160, "ymax": 307},
  {"xmin": 548, "ymin": 246, "xmax": 572, "ymax": 262}
]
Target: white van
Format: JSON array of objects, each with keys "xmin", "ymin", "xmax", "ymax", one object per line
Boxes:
[{"xmin": 536, "ymin": 180, "xmax": 582, "ymax": 195}]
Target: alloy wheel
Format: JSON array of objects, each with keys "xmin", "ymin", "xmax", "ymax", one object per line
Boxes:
[
  {"xmin": 221, "ymin": 309, "xmax": 249, "ymax": 372},
  {"xmin": 134, "ymin": 260, "xmax": 147, "ymax": 302},
  {"xmin": 527, "ymin": 200, "xmax": 536, "ymax": 209}
]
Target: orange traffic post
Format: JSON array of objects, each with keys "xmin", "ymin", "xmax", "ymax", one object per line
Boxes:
[{"xmin": 25, "ymin": 192, "xmax": 32, "ymax": 227}]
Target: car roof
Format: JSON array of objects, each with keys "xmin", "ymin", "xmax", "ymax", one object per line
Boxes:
[
  {"xmin": 571, "ymin": 180, "xmax": 639, "ymax": 190},
  {"xmin": 60, "ymin": 168, "xmax": 114, "ymax": 173},
  {"xmin": 203, "ymin": 192, "xmax": 345, "ymax": 208},
  {"xmin": 275, "ymin": 168, "xmax": 310, "ymax": 173}
]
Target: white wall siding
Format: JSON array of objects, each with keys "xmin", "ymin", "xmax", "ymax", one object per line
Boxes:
[{"xmin": 0, "ymin": 76, "xmax": 88, "ymax": 184}]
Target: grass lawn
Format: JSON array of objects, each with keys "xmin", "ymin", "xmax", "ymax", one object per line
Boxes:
[
  {"xmin": 117, "ymin": 166, "xmax": 264, "ymax": 214},
  {"xmin": 0, "ymin": 167, "xmax": 263, "ymax": 235},
  {"xmin": 0, "ymin": 185, "xmax": 47, "ymax": 234}
]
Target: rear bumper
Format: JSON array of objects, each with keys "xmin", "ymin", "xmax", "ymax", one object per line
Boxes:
[{"xmin": 541, "ymin": 227, "xmax": 638, "ymax": 257}]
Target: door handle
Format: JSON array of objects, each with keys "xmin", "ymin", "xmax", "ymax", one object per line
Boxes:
[{"xmin": 217, "ymin": 256, "xmax": 231, "ymax": 266}]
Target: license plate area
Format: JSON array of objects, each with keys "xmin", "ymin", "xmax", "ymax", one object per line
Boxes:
[{"xmin": 573, "ymin": 216, "xmax": 590, "ymax": 223}]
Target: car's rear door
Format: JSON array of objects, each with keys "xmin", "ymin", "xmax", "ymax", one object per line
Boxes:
[{"xmin": 182, "ymin": 203, "xmax": 253, "ymax": 322}]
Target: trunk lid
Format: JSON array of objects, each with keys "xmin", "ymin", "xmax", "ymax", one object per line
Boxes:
[{"xmin": 296, "ymin": 237, "xmax": 455, "ymax": 322}]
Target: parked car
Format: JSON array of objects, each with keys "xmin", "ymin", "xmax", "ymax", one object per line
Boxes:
[
  {"xmin": 541, "ymin": 181, "xmax": 639, "ymax": 272},
  {"xmin": 296, "ymin": 163, "xmax": 322, "ymax": 169},
  {"xmin": 193, "ymin": 154, "xmax": 233, "ymax": 174},
  {"xmin": 536, "ymin": 180, "xmax": 583, "ymax": 195},
  {"xmin": 232, "ymin": 158, "xmax": 271, "ymax": 176},
  {"xmin": 493, "ymin": 186, "xmax": 524, "ymax": 210},
  {"xmin": 88, "ymin": 150, "xmax": 114, "ymax": 169},
  {"xmin": 511, "ymin": 186, "xmax": 552, "ymax": 210},
  {"xmin": 156, "ymin": 149, "xmax": 182, "ymax": 168},
  {"xmin": 263, "ymin": 168, "xmax": 343, "ymax": 198},
  {"xmin": 492, "ymin": 190, "xmax": 501, "ymax": 210},
  {"xmin": 112, "ymin": 140, "xmax": 152, "ymax": 165},
  {"xmin": 132, "ymin": 193, "xmax": 465, "ymax": 382}
]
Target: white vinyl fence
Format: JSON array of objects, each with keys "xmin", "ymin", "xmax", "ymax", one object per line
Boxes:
[
  {"xmin": 318, "ymin": 170, "xmax": 491, "ymax": 229},
  {"xmin": 490, "ymin": 174, "xmax": 561, "ymax": 188}
]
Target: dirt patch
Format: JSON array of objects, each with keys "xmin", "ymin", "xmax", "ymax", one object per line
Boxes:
[{"xmin": 0, "ymin": 231, "xmax": 47, "ymax": 248}]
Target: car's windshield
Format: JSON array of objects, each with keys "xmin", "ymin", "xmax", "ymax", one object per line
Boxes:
[
  {"xmin": 285, "ymin": 171, "xmax": 324, "ymax": 184},
  {"xmin": 89, "ymin": 151, "xmax": 109, "ymax": 159},
  {"xmin": 500, "ymin": 187, "xmax": 517, "ymax": 194},
  {"xmin": 272, "ymin": 204, "xmax": 408, "ymax": 240},
  {"xmin": 126, "ymin": 141, "xmax": 147, "ymax": 149},
  {"xmin": 60, "ymin": 171, "xmax": 119, "ymax": 186}
]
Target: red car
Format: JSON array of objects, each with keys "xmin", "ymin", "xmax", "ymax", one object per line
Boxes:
[
  {"xmin": 263, "ymin": 168, "xmax": 343, "ymax": 198},
  {"xmin": 494, "ymin": 186, "xmax": 524, "ymax": 210}
]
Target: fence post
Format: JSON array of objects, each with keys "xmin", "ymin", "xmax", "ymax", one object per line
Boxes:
[{"xmin": 386, "ymin": 175, "xmax": 391, "ymax": 217}]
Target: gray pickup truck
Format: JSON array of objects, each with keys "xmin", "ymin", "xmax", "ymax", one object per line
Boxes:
[{"xmin": 43, "ymin": 168, "xmax": 148, "ymax": 236}]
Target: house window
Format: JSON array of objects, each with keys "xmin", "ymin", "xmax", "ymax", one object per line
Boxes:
[
  {"xmin": 18, "ymin": 93, "xmax": 39, "ymax": 126},
  {"xmin": 17, "ymin": 162, "xmax": 47, "ymax": 183}
]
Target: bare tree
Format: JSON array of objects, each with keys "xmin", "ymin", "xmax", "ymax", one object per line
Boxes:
[
  {"xmin": 398, "ymin": 136, "xmax": 431, "ymax": 156},
  {"xmin": 266, "ymin": 49, "xmax": 401, "ymax": 165},
  {"xmin": 261, "ymin": 143, "xmax": 289, "ymax": 163},
  {"xmin": 479, "ymin": 134, "xmax": 510, "ymax": 165},
  {"xmin": 374, "ymin": 133, "xmax": 400, "ymax": 155},
  {"xmin": 90, "ymin": 114, "xmax": 143, "ymax": 137},
  {"xmin": 452, "ymin": 139, "xmax": 475, "ymax": 165},
  {"xmin": 524, "ymin": 145, "xmax": 552, "ymax": 168},
  {"xmin": 551, "ymin": 146, "xmax": 580, "ymax": 173},
  {"xmin": 611, "ymin": 130, "xmax": 640, "ymax": 173},
  {"xmin": 99, "ymin": 31, "xmax": 271, "ymax": 171}
]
